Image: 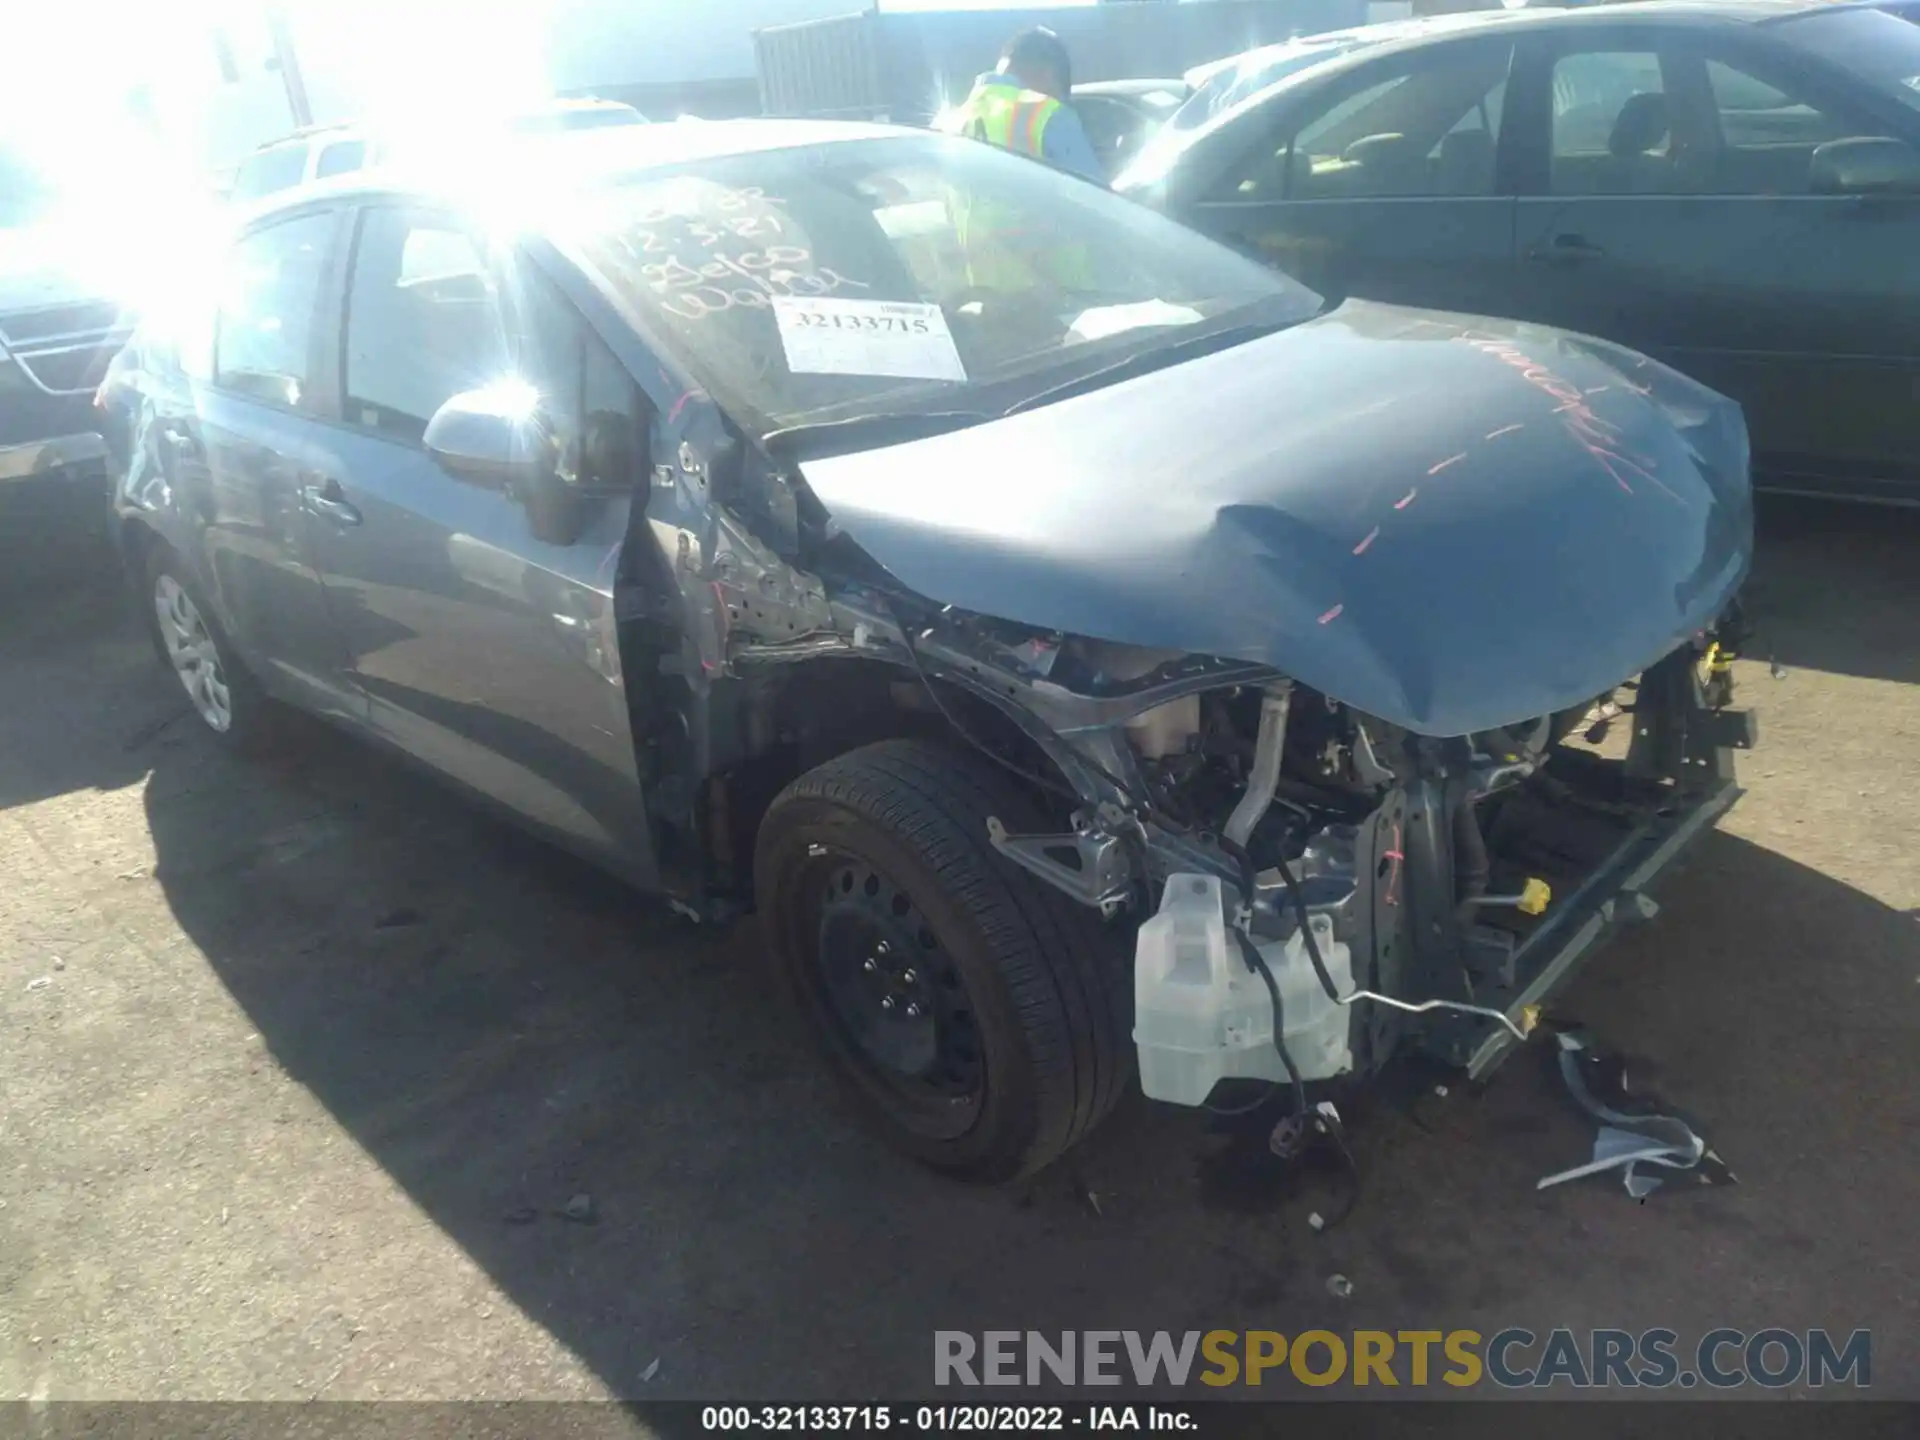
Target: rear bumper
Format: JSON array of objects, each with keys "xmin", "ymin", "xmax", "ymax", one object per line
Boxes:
[
  {"xmin": 1454, "ymin": 779, "xmax": 1744, "ymax": 1079},
  {"xmin": 0, "ymin": 430, "xmax": 109, "ymax": 485}
]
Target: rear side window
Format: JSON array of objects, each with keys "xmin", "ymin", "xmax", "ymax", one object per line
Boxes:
[
  {"xmin": 231, "ymin": 144, "xmax": 310, "ymax": 201},
  {"xmin": 1548, "ymin": 49, "xmax": 1677, "ymax": 194},
  {"xmin": 214, "ymin": 211, "xmax": 336, "ymax": 406},
  {"xmin": 314, "ymin": 140, "xmax": 367, "ymax": 179},
  {"xmin": 342, "ymin": 207, "xmax": 510, "ymax": 442}
]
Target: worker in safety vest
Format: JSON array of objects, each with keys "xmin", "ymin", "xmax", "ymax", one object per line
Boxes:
[
  {"xmin": 940, "ymin": 28, "xmax": 1106, "ymax": 184},
  {"xmin": 938, "ymin": 29, "xmax": 1103, "ymax": 292}
]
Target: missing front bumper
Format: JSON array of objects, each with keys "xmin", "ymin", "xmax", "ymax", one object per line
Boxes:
[{"xmin": 1451, "ymin": 780, "xmax": 1744, "ymax": 1079}]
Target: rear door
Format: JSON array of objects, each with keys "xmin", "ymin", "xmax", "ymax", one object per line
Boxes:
[
  {"xmin": 1182, "ymin": 37, "xmax": 1521, "ymax": 315},
  {"xmin": 299, "ymin": 202, "xmax": 659, "ymax": 879},
  {"xmin": 1504, "ymin": 22, "xmax": 1920, "ymax": 501}
]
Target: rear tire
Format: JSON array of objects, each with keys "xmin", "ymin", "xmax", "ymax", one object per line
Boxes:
[
  {"xmin": 144, "ymin": 545, "xmax": 278, "ymax": 753},
  {"xmin": 755, "ymin": 739, "xmax": 1132, "ymax": 1182}
]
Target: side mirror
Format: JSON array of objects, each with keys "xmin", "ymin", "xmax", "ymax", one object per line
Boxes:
[
  {"xmin": 425, "ymin": 384, "xmax": 584, "ymax": 545},
  {"xmin": 1810, "ymin": 137, "xmax": 1920, "ymax": 196},
  {"xmin": 424, "ymin": 384, "xmax": 553, "ymax": 488}
]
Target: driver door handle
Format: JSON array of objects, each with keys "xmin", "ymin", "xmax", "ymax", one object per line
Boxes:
[
  {"xmin": 300, "ymin": 480, "xmax": 362, "ymax": 527},
  {"xmin": 1527, "ymin": 233, "xmax": 1608, "ymax": 266}
]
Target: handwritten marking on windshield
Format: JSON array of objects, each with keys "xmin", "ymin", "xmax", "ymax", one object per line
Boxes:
[
  {"xmin": 1352, "ymin": 526, "xmax": 1379, "ymax": 556},
  {"xmin": 1485, "ymin": 423, "xmax": 1523, "ymax": 440},
  {"xmin": 1394, "ymin": 489, "xmax": 1418, "ymax": 511},
  {"xmin": 618, "ymin": 185, "xmax": 861, "ymax": 323},
  {"xmin": 1427, "ymin": 452, "xmax": 1466, "ymax": 476},
  {"xmin": 1318, "ymin": 604, "xmax": 1343, "ymax": 625}
]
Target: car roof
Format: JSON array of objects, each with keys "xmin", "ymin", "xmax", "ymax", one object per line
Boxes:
[
  {"xmin": 1197, "ymin": 0, "xmax": 1849, "ymax": 72},
  {"xmin": 233, "ymin": 118, "xmax": 906, "ymax": 225}
]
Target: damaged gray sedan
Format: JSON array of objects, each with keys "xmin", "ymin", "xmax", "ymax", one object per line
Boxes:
[{"xmin": 112, "ymin": 121, "xmax": 1755, "ymax": 1180}]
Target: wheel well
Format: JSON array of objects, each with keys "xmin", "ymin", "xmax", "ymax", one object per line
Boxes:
[
  {"xmin": 118, "ymin": 516, "xmax": 159, "ymax": 577},
  {"xmin": 118, "ymin": 519, "xmax": 166, "ymax": 650},
  {"xmin": 703, "ymin": 659, "xmax": 1081, "ymax": 903}
]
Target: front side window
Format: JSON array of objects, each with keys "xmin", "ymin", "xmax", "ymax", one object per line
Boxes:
[
  {"xmin": 343, "ymin": 207, "xmax": 509, "ymax": 441},
  {"xmin": 214, "ymin": 211, "xmax": 335, "ymax": 406},
  {"xmin": 1700, "ymin": 55, "xmax": 1894, "ymax": 193},
  {"xmin": 512, "ymin": 278, "xmax": 647, "ymax": 492},
  {"xmin": 570, "ymin": 133, "xmax": 1319, "ymax": 437},
  {"xmin": 1209, "ymin": 42, "xmax": 1512, "ymax": 202}
]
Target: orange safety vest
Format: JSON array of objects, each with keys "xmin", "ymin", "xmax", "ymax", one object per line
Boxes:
[
  {"xmin": 938, "ymin": 79, "xmax": 1091, "ymax": 292},
  {"xmin": 941, "ymin": 78, "xmax": 1062, "ymax": 160}
]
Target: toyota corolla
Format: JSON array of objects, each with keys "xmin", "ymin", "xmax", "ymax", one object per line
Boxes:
[{"xmin": 111, "ymin": 120, "xmax": 1755, "ymax": 1181}]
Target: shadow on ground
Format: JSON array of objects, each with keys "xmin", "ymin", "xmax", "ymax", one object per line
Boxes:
[
  {"xmin": 1746, "ymin": 496, "xmax": 1920, "ymax": 686},
  {"xmin": 135, "ymin": 710, "xmax": 1919, "ymax": 1397}
]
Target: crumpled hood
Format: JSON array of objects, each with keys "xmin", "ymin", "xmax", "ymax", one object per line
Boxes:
[{"xmin": 798, "ymin": 301, "xmax": 1752, "ymax": 737}]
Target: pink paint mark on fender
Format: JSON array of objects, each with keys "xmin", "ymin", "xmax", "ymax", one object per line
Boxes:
[
  {"xmin": 1394, "ymin": 488, "xmax": 1418, "ymax": 510},
  {"xmin": 1352, "ymin": 526, "xmax": 1380, "ymax": 556},
  {"xmin": 1428, "ymin": 452, "xmax": 1467, "ymax": 475},
  {"xmin": 668, "ymin": 389, "xmax": 699, "ymax": 422},
  {"xmin": 1317, "ymin": 603, "xmax": 1344, "ymax": 625},
  {"xmin": 1485, "ymin": 423, "xmax": 1523, "ymax": 440}
]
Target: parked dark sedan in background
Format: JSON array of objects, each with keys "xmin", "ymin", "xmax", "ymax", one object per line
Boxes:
[
  {"xmin": 1070, "ymin": 79, "xmax": 1192, "ymax": 176},
  {"xmin": 1, "ymin": 141, "xmax": 139, "ymax": 588},
  {"xmin": 109, "ymin": 119, "xmax": 1752, "ymax": 1183},
  {"xmin": 1118, "ymin": 0, "xmax": 1920, "ymax": 506}
]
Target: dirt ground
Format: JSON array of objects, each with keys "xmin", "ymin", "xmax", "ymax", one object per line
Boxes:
[{"xmin": 1, "ymin": 496, "xmax": 1914, "ymax": 1402}]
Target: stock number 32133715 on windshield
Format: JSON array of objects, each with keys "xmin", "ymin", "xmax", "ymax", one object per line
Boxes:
[{"xmin": 791, "ymin": 312, "xmax": 934, "ymax": 333}]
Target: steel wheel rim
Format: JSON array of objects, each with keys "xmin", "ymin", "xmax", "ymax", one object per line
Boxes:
[
  {"xmin": 806, "ymin": 851, "xmax": 984, "ymax": 1138},
  {"xmin": 153, "ymin": 575, "xmax": 232, "ymax": 733}
]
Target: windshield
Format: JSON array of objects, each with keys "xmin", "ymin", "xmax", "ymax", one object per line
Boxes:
[
  {"xmin": 1774, "ymin": 9, "xmax": 1920, "ymax": 116},
  {"xmin": 1170, "ymin": 40, "xmax": 1363, "ymax": 133},
  {"xmin": 513, "ymin": 105, "xmax": 649, "ymax": 133},
  {"xmin": 571, "ymin": 134, "xmax": 1320, "ymax": 437},
  {"xmin": 0, "ymin": 145, "xmax": 63, "ymax": 227}
]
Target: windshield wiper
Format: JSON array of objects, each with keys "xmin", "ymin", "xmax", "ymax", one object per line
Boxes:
[
  {"xmin": 763, "ymin": 409, "xmax": 993, "ymax": 462},
  {"xmin": 1002, "ymin": 320, "xmax": 1295, "ymax": 417}
]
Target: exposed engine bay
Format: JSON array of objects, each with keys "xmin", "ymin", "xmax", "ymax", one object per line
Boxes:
[{"xmin": 707, "ymin": 572, "xmax": 1755, "ymax": 1106}]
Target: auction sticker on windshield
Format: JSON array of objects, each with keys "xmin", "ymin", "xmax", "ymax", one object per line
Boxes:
[{"xmin": 773, "ymin": 297, "xmax": 967, "ymax": 381}]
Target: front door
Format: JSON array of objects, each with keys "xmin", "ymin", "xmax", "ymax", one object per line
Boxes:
[
  {"xmin": 1504, "ymin": 27, "xmax": 1920, "ymax": 501},
  {"xmin": 191, "ymin": 207, "xmax": 363, "ymax": 719},
  {"xmin": 299, "ymin": 203, "xmax": 658, "ymax": 880},
  {"xmin": 1185, "ymin": 37, "xmax": 1521, "ymax": 317}
]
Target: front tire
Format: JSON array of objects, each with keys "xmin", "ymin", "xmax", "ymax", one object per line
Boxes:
[
  {"xmin": 145, "ymin": 546, "xmax": 276, "ymax": 752},
  {"xmin": 755, "ymin": 739, "xmax": 1132, "ymax": 1182}
]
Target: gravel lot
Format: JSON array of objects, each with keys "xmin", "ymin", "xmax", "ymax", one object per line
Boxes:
[{"xmin": 1, "ymin": 496, "xmax": 1915, "ymax": 1402}]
